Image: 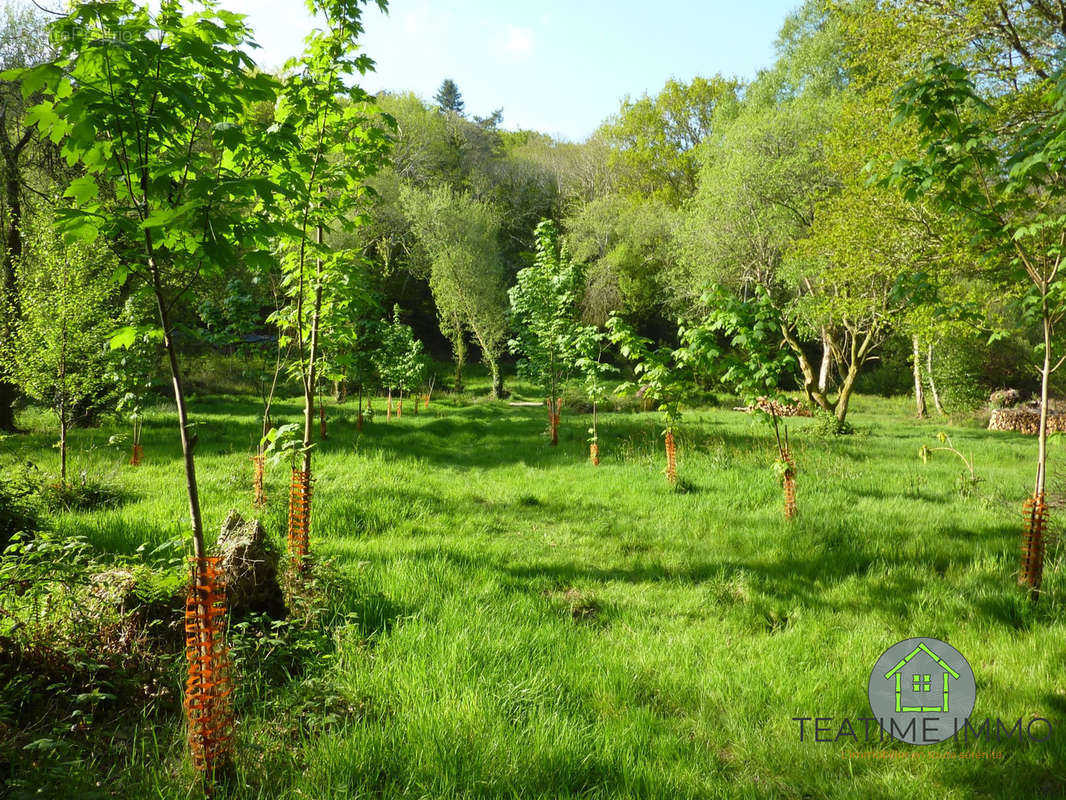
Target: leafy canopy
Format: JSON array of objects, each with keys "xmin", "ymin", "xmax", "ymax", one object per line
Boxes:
[
  {"xmin": 10, "ymin": 0, "xmax": 281, "ymax": 284},
  {"xmin": 508, "ymin": 219, "xmax": 586, "ymax": 396}
]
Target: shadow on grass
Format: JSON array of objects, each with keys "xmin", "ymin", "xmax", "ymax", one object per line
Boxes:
[{"xmin": 329, "ymin": 408, "xmax": 781, "ymax": 473}]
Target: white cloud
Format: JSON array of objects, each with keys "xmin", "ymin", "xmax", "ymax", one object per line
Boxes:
[{"xmin": 505, "ymin": 25, "xmax": 533, "ymax": 59}]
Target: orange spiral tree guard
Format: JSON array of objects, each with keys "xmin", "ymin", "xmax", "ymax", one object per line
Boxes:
[
  {"xmin": 547, "ymin": 397, "xmax": 561, "ymax": 445},
  {"xmin": 665, "ymin": 430, "xmax": 677, "ymax": 485},
  {"xmin": 782, "ymin": 448, "xmax": 797, "ymax": 520},
  {"xmin": 424, "ymin": 394, "xmax": 429, "ymax": 409},
  {"xmin": 184, "ymin": 557, "xmax": 234, "ymax": 779},
  {"xmin": 130, "ymin": 444, "xmax": 143, "ymax": 466},
  {"xmin": 287, "ymin": 468, "xmax": 312, "ymax": 569},
  {"xmin": 590, "ymin": 442, "xmax": 600, "ymax": 466},
  {"xmin": 251, "ymin": 454, "xmax": 266, "ymax": 508},
  {"xmin": 357, "ymin": 412, "xmax": 364, "ymax": 432},
  {"xmin": 1020, "ymin": 492, "xmax": 1047, "ymax": 596}
]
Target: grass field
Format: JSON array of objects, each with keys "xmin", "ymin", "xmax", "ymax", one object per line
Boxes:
[{"xmin": 2, "ymin": 379, "xmax": 1065, "ymax": 799}]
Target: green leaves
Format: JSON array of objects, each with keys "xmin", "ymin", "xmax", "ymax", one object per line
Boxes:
[
  {"xmin": 53, "ymin": 208, "xmax": 101, "ymax": 244},
  {"xmin": 606, "ymin": 317, "xmax": 689, "ymax": 430},
  {"xmin": 24, "ymin": 0, "xmax": 296, "ymax": 288},
  {"xmin": 508, "ymin": 220, "xmax": 586, "ymax": 394},
  {"xmin": 259, "ymin": 423, "xmax": 304, "ymax": 467},
  {"xmin": 108, "ymin": 327, "xmax": 138, "ymax": 351},
  {"xmin": 140, "ymin": 202, "xmax": 199, "ymax": 231},
  {"xmin": 62, "ymin": 176, "xmax": 98, "ymax": 205},
  {"xmin": 3, "ymin": 62, "xmax": 62, "ymax": 98},
  {"xmin": 373, "ymin": 305, "xmax": 426, "ymax": 391},
  {"xmin": 108, "ymin": 325, "xmax": 163, "ymax": 351}
]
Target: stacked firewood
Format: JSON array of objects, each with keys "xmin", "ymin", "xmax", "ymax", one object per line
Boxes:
[
  {"xmin": 988, "ymin": 407, "xmax": 1066, "ymax": 435},
  {"xmin": 735, "ymin": 397, "xmax": 813, "ymax": 417}
]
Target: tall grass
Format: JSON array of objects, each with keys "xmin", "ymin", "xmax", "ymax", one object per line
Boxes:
[{"xmin": 1, "ymin": 384, "xmax": 1063, "ymax": 799}]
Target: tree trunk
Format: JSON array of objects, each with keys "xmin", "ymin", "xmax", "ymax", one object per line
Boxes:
[
  {"xmin": 0, "ymin": 152, "xmax": 24, "ymax": 432},
  {"xmin": 1020, "ymin": 300, "xmax": 1053, "ymax": 600},
  {"xmin": 151, "ymin": 264, "xmax": 205, "ymax": 560},
  {"xmin": 454, "ymin": 349, "xmax": 465, "ymax": 392},
  {"xmin": 59, "ymin": 408, "xmax": 67, "ymax": 486},
  {"xmin": 818, "ymin": 330, "xmax": 832, "ymax": 394},
  {"xmin": 912, "ymin": 336, "xmax": 927, "ymax": 419},
  {"xmin": 490, "ymin": 359, "xmax": 503, "ymax": 399},
  {"xmin": 302, "ymin": 230, "xmax": 324, "ymax": 477},
  {"xmin": 1036, "ymin": 309, "xmax": 1051, "ymax": 498},
  {"xmin": 834, "ymin": 364, "xmax": 860, "ymax": 424},
  {"xmin": 927, "ymin": 345, "xmax": 945, "ymax": 415},
  {"xmin": 781, "ymin": 324, "xmax": 831, "ymax": 411}
]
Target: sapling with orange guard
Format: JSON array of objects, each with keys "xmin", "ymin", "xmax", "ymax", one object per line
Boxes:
[
  {"xmin": 574, "ymin": 326, "xmax": 616, "ymax": 466},
  {"xmin": 607, "ymin": 318, "xmax": 692, "ymax": 487}
]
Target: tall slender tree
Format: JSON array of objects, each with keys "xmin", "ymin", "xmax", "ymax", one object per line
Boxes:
[
  {"xmin": 15, "ymin": 0, "xmax": 292, "ymax": 780},
  {"xmin": 269, "ymin": 0, "xmax": 391, "ymax": 565},
  {"xmin": 1, "ymin": 224, "xmax": 116, "ymax": 484},
  {"xmin": 18, "ymin": 0, "xmax": 281, "ymax": 562},
  {"xmin": 509, "ymin": 220, "xmax": 585, "ymax": 444},
  {"xmin": 889, "ymin": 60, "xmax": 1066, "ymax": 599}
]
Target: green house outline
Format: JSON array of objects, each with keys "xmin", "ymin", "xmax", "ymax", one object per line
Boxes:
[{"xmin": 884, "ymin": 642, "xmax": 960, "ymax": 713}]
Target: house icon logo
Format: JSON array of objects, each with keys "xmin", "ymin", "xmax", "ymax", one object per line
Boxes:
[{"xmin": 868, "ymin": 637, "xmax": 976, "ymax": 744}]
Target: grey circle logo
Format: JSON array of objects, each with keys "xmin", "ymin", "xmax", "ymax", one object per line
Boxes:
[{"xmin": 868, "ymin": 637, "xmax": 976, "ymax": 745}]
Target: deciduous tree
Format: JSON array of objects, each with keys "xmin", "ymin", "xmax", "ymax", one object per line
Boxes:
[
  {"xmin": 889, "ymin": 59, "xmax": 1066, "ymax": 598},
  {"xmin": 1, "ymin": 225, "xmax": 116, "ymax": 484},
  {"xmin": 403, "ymin": 183, "xmax": 508, "ymax": 395},
  {"xmin": 509, "ymin": 219, "xmax": 585, "ymax": 443}
]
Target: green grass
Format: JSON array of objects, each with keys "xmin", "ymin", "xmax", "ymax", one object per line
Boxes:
[{"xmin": 3, "ymin": 382, "xmax": 1065, "ymax": 799}]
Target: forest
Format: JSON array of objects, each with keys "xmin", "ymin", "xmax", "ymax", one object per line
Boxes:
[{"xmin": 0, "ymin": 0, "xmax": 1065, "ymax": 798}]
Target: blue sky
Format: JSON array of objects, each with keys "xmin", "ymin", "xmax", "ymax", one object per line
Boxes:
[{"xmin": 214, "ymin": 0, "xmax": 802, "ymax": 141}]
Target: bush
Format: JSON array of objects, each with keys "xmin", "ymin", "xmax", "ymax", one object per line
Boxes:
[
  {"xmin": 931, "ymin": 335, "xmax": 988, "ymax": 413},
  {"xmin": 38, "ymin": 474, "xmax": 124, "ymax": 513},
  {"xmin": 559, "ymin": 384, "xmax": 644, "ymax": 414},
  {"xmin": 0, "ymin": 531, "xmax": 182, "ymax": 799},
  {"xmin": 0, "ymin": 463, "xmax": 41, "ymax": 550},
  {"xmin": 811, "ymin": 409, "xmax": 854, "ymax": 437},
  {"xmin": 931, "ymin": 330, "xmax": 1037, "ymax": 412}
]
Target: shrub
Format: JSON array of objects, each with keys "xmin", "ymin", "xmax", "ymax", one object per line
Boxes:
[
  {"xmin": 38, "ymin": 473, "xmax": 124, "ymax": 513},
  {"xmin": 932, "ymin": 335, "xmax": 988, "ymax": 413},
  {"xmin": 0, "ymin": 463, "xmax": 41, "ymax": 549},
  {"xmin": 811, "ymin": 409, "xmax": 855, "ymax": 437}
]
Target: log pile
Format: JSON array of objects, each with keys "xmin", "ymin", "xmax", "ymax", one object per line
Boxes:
[
  {"xmin": 734, "ymin": 397, "xmax": 813, "ymax": 417},
  {"xmin": 989, "ymin": 388, "xmax": 1023, "ymax": 409},
  {"xmin": 988, "ymin": 407, "xmax": 1066, "ymax": 435}
]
